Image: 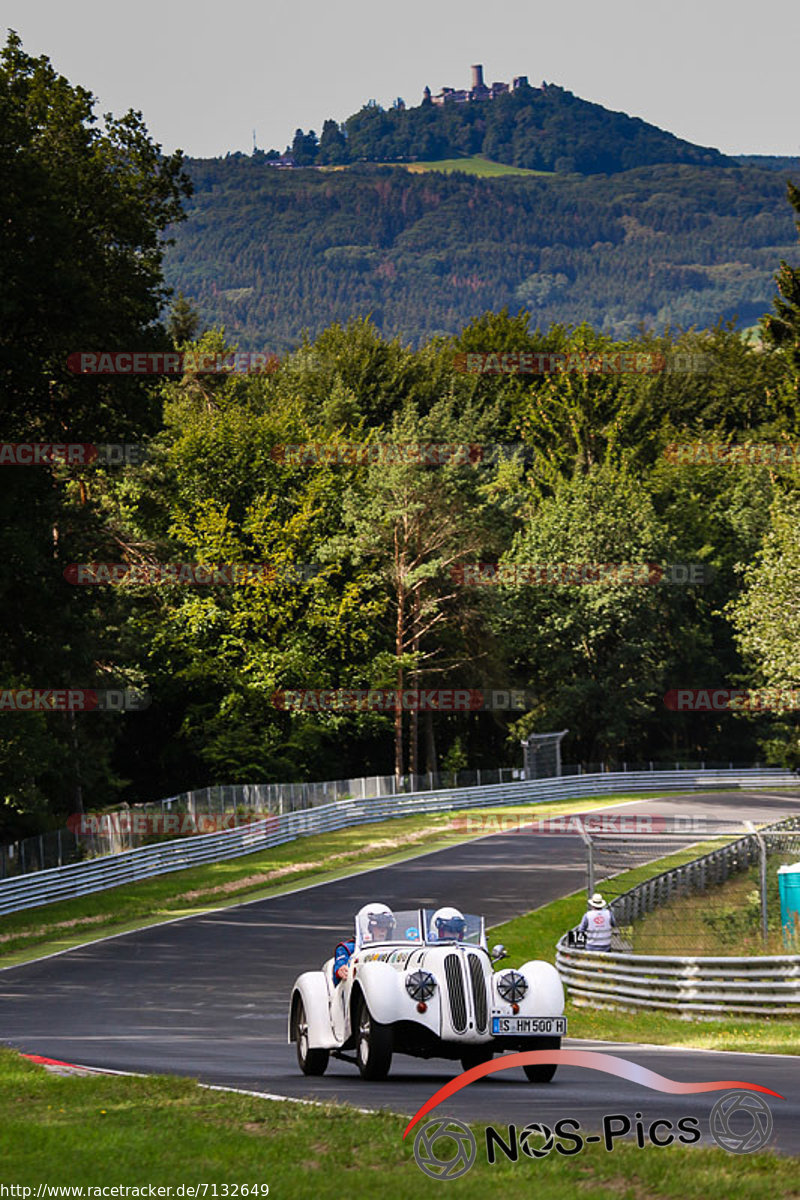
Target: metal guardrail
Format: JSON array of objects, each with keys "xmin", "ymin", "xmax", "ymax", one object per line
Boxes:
[
  {"xmin": 1, "ymin": 759, "xmax": 771, "ymax": 879},
  {"xmin": 556, "ymin": 945, "xmax": 800, "ymax": 1017},
  {"xmin": 0, "ymin": 768, "xmax": 795, "ymax": 917},
  {"xmin": 556, "ymin": 815, "xmax": 800, "ymax": 1016}
]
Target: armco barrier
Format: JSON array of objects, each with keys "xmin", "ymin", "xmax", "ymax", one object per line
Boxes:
[
  {"xmin": 0, "ymin": 768, "xmax": 795, "ymax": 917},
  {"xmin": 556, "ymin": 815, "xmax": 800, "ymax": 1016},
  {"xmin": 555, "ymin": 945, "xmax": 800, "ymax": 1017}
]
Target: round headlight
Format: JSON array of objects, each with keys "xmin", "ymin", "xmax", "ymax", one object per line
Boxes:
[
  {"xmin": 497, "ymin": 969, "xmax": 528, "ymax": 1003},
  {"xmin": 406, "ymin": 970, "xmax": 437, "ymax": 1001}
]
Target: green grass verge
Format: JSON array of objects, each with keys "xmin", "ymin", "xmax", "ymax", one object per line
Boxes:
[
  {"xmin": 490, "ymin": 841, "xmax": 800, "ymax": 1055},
  {"xmin": 0, "ymin": 792, "xmax": 681, "ymax": 967},
  {"xmin": 0, "ymin": 1049, "xmax": 795, "ymax": 1194},
  {"xmin": 365, "ymin": 154, "xmax": 553, "ymax": 177}
]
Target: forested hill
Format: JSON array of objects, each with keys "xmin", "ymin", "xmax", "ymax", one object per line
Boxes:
[
  {"xmin": 164, "ymin": 158, "xmax": 800, "ymax": 351},
  {"xmin": 273, "ymin": 82, "xmax": 730, "ymax": 174}
]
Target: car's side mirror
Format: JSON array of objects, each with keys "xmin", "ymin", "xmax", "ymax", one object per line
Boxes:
[{"xmin": 490, "ymin": 943, "xmax": 508, "ymax": 963}]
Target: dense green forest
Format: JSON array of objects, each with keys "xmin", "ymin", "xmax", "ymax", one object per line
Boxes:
[
  {"xmin": 2, "ymin": 33, "xmax": 800, "ymax": 843},
  {"xmin": 164, "ymin": 157, "xmax": 800, "ymax": 349}
]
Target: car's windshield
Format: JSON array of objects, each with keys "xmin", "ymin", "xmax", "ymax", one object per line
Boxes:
[
  {"xmin": 422, "ymin": 910, "xmax": 485, "ymax": 946},
  {"xmin": 354, "ymin": 908, "xmax": 424, "ymax": 947}
]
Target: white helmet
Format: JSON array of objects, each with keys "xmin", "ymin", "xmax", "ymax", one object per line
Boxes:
[
  {"xmin": 356, "ymin": 902, "xmax": 396, "ymax": 942},
  {"xmin": 588, "ymin": 892, "xmax": 607, "ymax": 908},
  {"xmin": 430, "ymin": 906, "xmax": 467, "ymax": 940}
]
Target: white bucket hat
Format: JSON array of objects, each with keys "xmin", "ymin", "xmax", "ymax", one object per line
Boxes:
[{"xmin": 588, "ymin": 892, "xmax": 606, "ymax": 908}]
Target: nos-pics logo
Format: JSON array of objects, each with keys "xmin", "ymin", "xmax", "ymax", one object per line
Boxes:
[
  {"xmin": 413, "ymin": 1093, "xmax": 774, "ymax": 1179},
  {"xmin": 406, "ymin": 1049, "xmax": 781, "ymax": 1177}
]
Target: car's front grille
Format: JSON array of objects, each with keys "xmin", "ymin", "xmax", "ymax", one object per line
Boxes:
[
  {"xmin": 444, "ymin": 953, "xmax": 467, "ymax": 1032},
  {"xmin": 467, "ymin": 952, "xmax": 488, "ymax": 1032}
]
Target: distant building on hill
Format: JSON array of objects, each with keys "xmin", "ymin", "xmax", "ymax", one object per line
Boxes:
[
  {"xmin": 426, "ymin": 65, "xmax": 530, "ymax": 106},
  {"xmin": 264, "ymin": 67, "xmax": 535, "ymax": 167},
  {"xmin": 266, "ymin": 152, "xmax": 297, "ymax": 168}
]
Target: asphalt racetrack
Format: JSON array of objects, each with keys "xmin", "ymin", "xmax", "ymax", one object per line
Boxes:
[{"xmin": 2, "ymin": 790, "xmax": 799, "ymax": 1153}]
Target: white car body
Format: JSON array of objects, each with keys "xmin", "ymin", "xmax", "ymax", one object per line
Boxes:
[{"xmin": 288, "ymin": 907, "xmax": 566, "ymax": 1080}]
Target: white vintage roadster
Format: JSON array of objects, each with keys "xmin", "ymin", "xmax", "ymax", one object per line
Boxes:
[{"xmin": 288, "ymin": 903, "xmax": 566, "ymax": 1081}]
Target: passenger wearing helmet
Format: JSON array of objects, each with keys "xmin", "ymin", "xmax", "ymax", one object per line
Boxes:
[
  {"xmin": 333, "ymin": 903, "xmax": 395, "ymax": 984},
  {"xmin": 429, "ymin": 906, "xmax": 467, "ymax": 942},
  {"xmin": 358, "ymin": 903, "xmax": 396, "ymax": 945}
]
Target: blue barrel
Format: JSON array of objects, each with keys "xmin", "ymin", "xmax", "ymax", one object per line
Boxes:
[{"xmin": 777, "ymin": 863, "xmax": 800, "ymax": 949}]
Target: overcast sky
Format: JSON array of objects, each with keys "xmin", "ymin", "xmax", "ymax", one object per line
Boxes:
[{"xmin": 4, "ymin": 0, "xmax": 798, "ymax": 159}]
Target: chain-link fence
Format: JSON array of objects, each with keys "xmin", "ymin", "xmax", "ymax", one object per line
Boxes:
[
  {"xmin": 0, "ymin": 828, "xmax": 83, "ymax": 879},
  {"xmin": 0, "ymin": 767, "xmax": 529, "ymax": 879},
  {"xmin": 575, "ymin": 817, "xmax": 800, "ymax": 955}
]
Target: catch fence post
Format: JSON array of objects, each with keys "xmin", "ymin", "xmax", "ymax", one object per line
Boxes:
[
  {"xmin": 575, "ymin": 819, "xmax": 594, "ymax": 897},
  {"xmin": 745, "ymin": 822, "xmax": 769, "ymax": 949}
]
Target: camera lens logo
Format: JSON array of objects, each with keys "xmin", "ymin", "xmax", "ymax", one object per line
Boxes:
[
  {"xmin": 519, "ymin": 1122, "xmax": 555, "ymax": 1158},
  {"xmin": 709, "ymin": 1090, "xmax": 773, "ymax": 1154},
  {"xmin": 413, "ymin": 1118, "xmax": 477, "ymax": 1180}
]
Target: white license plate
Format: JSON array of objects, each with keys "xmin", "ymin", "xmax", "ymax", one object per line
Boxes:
[{"xmin": 492, "ymin": 1016, "xmax": 567, "ymax": 1035}]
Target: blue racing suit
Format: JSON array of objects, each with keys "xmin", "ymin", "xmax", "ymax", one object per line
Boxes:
[{"xmin": 333, "ymin": 939, "xmax": 355, "ymax": 984}]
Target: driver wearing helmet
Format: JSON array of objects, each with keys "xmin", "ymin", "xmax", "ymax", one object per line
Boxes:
[
  {"xmin": 333, "ymin": 903, "xmax": 395, "ymax": 984},
  {"xmin": 429, "ymin": 906, "xmax": 467, "ymax": 942}
]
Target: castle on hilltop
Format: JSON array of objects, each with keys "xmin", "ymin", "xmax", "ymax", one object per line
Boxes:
[{"xmin": 423, "ymin": 64, "xmax": 531, "ymax": 106}]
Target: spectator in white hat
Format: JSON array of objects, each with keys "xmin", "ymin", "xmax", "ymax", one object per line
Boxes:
[{"xmin": 579, "ymin": 892, "xmax": 616, "ymax": 951}]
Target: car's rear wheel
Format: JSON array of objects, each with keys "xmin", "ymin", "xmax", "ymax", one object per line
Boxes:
[
  {"xmin": 460, "ymin": 1044, "xmax": 494, "ymax": 1073},
  {"xmin": 295, "ymin": 997, "xmax": 329, "ymax": 1076},
  {"xmin": 355, "ymin": 997, "xmax": 392, "ymax": 1080},
  {"xmin": 523, "ymin": 1035, "xmax": 560, "ymax": 1083}
]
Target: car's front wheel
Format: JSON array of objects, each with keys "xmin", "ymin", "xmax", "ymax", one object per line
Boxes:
[
  {"xmin": 460, "ymin": 1044, "xmax": 494, "ymax": 1073},
  {"xmin": 355, "ymin": 996, "xmax": 393, "ymax": 1080},
  {"xmin": 295, "ymin": 997, "xmax": 329, "ymax": 1076},
  {"xmin": 522, "ymin": 1035, "xmax": 560, "ymax": 1083}
]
